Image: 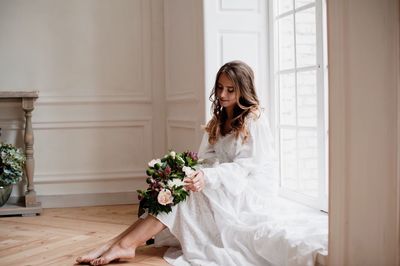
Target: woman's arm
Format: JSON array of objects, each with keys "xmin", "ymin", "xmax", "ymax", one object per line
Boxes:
[
  {"xmin": 201, "ymin": 137, "xmax": 256, "ymax": 195},
  {"xmin": 202, "ymin": 116, "xmax": 274, "ymax": 196},
  {"xmin": 197, "ymin": 132, "xmax": 218, "ymax": 167}
]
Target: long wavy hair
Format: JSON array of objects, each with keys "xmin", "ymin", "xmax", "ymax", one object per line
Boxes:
[{"xmin": 205, "ymin": 60, "xmax": 260, "ymax": 144}]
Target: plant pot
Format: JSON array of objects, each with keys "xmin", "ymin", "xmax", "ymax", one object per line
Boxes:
[{"xmin": 0, "ymin": 185, "xmax": 12, "ymax": 207}]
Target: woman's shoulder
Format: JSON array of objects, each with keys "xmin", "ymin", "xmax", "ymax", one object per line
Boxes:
[
  {"xmin": 247, "ymin": 108, "xmax": 260, "ymax": 118},
  {"xmin": 245, "ymin": 108, "xmax": 264, "ymax": 125},
  {"xmin": 244, "ymin": 108, "xmax": 271, "ymax": 134}
]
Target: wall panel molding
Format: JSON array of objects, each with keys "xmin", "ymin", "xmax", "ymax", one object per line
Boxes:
[
  {"xmin": 164, "ymin": 0, "xmax": 204, "ymax": 105},
  {"xmin": 218, "ymin": 31, "xmax": 260, "ymax": 71},
  {"xmin": 33, "ymin": 119, "xmax": 152, "ymax": 130},
  {"xmin": 166, "ymin": 119, "xmax": 199, "ymax": 151},
  {"xmin": 37, "ymin": 94, "xmax": 152, "ymax": 105},
  {"xmin": 34, "ymin": 0, "xmax": 152, "ymax": 105},
  {"xmin": 167, "ymin": 119, "xmax": 197, "ymax": 128},
  {"xmin": 0, "ymin": 0, "xmax": 161, "ymax": 208},
  {"xmin": 220, "ymin": 0, "xmax": 259, "ymax": 12},
  {"xmin": 163, "ymin": 0, "xmax": 204, "ymax": 156},
  {"xmin": 0, "ymin": 119, "xmax": 25, "ymax": 130},
  {"xmin": 0, "ymin": 119, "xmax": 153, "ymax": 130},
  {"xmin": 34, "ymin": 119, "xmax": 153, "ymax": 186},
  {"xmin": 35, "ymin": 169, "xmax": 144, "ymax": 184},
  {"xmin": 166, "ymin": 91, "xmax": 197, "ymax": 102},
  {"xmin": 140, "ymin": 0, "xmax": 152, "ymax": 101}
]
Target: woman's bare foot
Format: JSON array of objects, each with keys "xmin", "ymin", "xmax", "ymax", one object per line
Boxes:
[
  {"xmin": 90, "ymin": 243, "xmax": 135, "ymax": 266},
  {"xmin": 76, "ymin": 241, "xmax": 114, "ymax": 264}
]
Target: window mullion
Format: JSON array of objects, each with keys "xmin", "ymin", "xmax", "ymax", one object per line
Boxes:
[
  {"xmin": 279, "ymin": 125, "xmax": 318, "ymax": 131},
  {"xmin": 276, "ymin": 3, "xmax": 316, "ymax": 20},
  {"xmin": 272, "ymin": 0, "xmax": 281, "ymax": 190},
  {"xmin": 277, "ymin": 65, "xmax": 319, "ymax": 75},
  {"xmin": 316, "ymin": 0, "xmax": 328, "ymax": 211},
  {"xmin": 293, "ymin": 0, "xmax": 300, "ymax": 193}
]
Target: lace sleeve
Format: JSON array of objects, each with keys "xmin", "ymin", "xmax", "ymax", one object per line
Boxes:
[{"xmin": 197, "ymin": 132, "xmax": 218, "ymax": 167}]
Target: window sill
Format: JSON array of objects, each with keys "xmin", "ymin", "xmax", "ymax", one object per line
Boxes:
[{"xmin": 316, "ymin": 251, "xmax": 327, "ymax": 266}]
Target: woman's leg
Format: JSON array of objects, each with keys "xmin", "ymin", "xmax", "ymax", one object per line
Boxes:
[
  {"xmin": 90, "ymin": 215, "xmax": 166, "ymax": 266},
  {"xmin": 76, "ymin": 218, "xmax": 145, "ymax": 263}
]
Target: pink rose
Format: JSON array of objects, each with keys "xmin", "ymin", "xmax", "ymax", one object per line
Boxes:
[
  {"xmin": 164, "ymin": 166, "xmax": 172, "ymax": 176},
  {"xmin": 157, "ymin": 189, "xmax": 174, "ymax": 205}
]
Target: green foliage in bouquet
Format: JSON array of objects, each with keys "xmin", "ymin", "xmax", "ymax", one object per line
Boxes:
[
  {"xmin": 137, "ymin": 150, "xmax": 199, "ymax": 216},
  {"xmin": 0, "ymin": 143, "xmax": 26, "ymax": 187}
]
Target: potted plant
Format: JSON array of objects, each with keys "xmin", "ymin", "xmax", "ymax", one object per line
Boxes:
[{"xmin": 0, "ymin": 143, "xmax": 26, "ymax": 207}]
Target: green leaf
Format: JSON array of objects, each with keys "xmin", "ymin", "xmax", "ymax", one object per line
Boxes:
[{"xmin": 146, "ymin": 169, "xmax": 155, "ymax": 176}]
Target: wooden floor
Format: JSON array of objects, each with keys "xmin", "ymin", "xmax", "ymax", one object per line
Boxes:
[{"xmin": 0, "ymin": 205, "xmax": 170, "ymax": 266}]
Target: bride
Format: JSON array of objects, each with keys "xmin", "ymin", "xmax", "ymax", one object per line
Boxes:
[{"xmin": 76, "ymin": 60, "xmax": 327, "ymax": 266}]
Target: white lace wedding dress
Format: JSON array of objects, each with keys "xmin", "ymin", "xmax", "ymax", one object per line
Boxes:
[{"xmin": 152, "ymin": 113, "xmax": 328, "ymax": 266}]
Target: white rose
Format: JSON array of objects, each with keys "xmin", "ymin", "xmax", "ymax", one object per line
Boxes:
[
  {"xmin": 169, "ymin": 151, "xmax": 176, "ymax": 159},
  {"xmin": 148, "ymin": 158, "xmax": 161, "ymax": 167},
  {"xmin": 167, "ymin": 178, "xmax": 185, "ymax": 188},
  {"xmin": 157, "ymin": 189, "xmax": 174, "ymax": 205},
  {"xmin": 182, "ymin": 166, "xmax": 195, "ymax": 178}
]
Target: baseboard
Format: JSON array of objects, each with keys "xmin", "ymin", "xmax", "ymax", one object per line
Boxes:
[{"xmin": 35, "ymin": 192, "xmax": 139, "ymax": 208}]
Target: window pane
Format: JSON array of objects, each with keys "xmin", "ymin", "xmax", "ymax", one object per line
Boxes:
[
  {"xmin": 297, "ymin": 70, "xmax": 317, "ymax": 127},
  {"xmin": 280, "ymin": 128, "xmax": 297, "ymax": 190},
  {"xmin": 295, "ymin": 7, "xmax": 316, "ymax": 67},
  {"xmin": 297, "ymin": 129, "xmax": 318, "ymax": 197},
  {"xmin": 275, "ymin": 0, "xmax": 293, "ymax": 16},
  {"xmin": 295, "ymin": 0, "xmax": 314, "ymax": 9},
  {"xmin": 274, "ymin": 0, "xmax": 327, "ymax": 209},
  {"xmin": 278, "ymin": 15, "xmax": 295, "ymax": 70},
  {"xmin": 279, "ymin": 73, "xmax": 296, "ymax": 125}
]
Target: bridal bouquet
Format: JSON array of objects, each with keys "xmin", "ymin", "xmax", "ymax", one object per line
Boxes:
[
  {"xmin": 0, "ymin": 143, "xmax": 26, "ymax": 187},
  {"xmin": 137, "ymin": 150, "xmax": 199, "ymax": 215}
]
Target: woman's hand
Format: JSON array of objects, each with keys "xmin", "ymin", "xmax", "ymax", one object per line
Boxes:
[{"xmin": 184, "ymin": 170, "xmax": 205, "ymax": 192}]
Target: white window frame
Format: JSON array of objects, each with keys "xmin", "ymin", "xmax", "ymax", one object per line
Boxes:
[{"xmin": 268, "ymin": 0, "xmax": 329, "ymax": 211}]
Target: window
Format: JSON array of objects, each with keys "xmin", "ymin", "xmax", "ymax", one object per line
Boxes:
[{"xmin": 270, "ymin": 0, "xmax": 328, "ymax": 210}]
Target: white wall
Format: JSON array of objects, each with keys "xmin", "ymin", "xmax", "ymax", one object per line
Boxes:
[
  {"xmin": 164, "ymin": 0, "xmax": 205, "ymax": 152},
  {"xmin": 0, "ymin": 0, "xmax": 270, "ymax": 208},
  {"xmin": 328, "ymin": 0, "xmax": 399, "ymax": 265},
  {"xmin": 0, "ymin": 0, "xmax": 275, "ymax": 210},
  {"xmin": 0, "ymin": 0, "xmax": 166, "ymax": 207}
]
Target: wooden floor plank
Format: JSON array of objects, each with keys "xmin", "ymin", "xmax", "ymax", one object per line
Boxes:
[
  {"xmin": 2, "ymin": 216, "xmax": 129, "ymax": 234},
  {"xmin": 0, "ymin": 204, "xmax": 169, "ymax": 266}
]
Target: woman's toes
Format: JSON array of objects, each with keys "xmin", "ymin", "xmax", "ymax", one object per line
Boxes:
[
  {"xmin": 90, "ymin": 258, "xmax": 100, "ymax": 266},
  {"xmin": 76, "ymin": 256, "xmax": 92, "ymax": 264}
]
